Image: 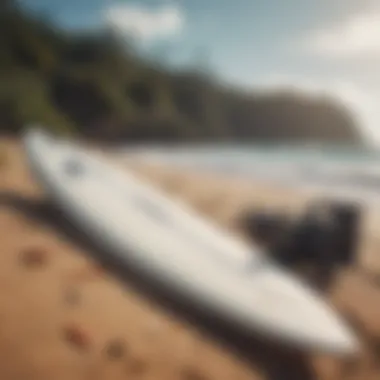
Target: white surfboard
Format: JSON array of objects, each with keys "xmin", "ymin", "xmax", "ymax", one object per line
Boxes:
[{"xmin": 23, "ymin": 128, "xmax": 358, "ymax": 355}]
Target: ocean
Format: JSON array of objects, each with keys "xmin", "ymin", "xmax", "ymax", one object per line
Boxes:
[
  {"xmin": 122, "ymin": 144, "xmax": 380, "ymax": 175},
  {"xmin": 121, "ymin": 144, "xmax": 380, "ymax": 205}
]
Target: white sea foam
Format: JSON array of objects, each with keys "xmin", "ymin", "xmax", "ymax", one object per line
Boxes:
[{"xmin": 119, "ymin": 145, "xmax": 380, "ymax": 206}]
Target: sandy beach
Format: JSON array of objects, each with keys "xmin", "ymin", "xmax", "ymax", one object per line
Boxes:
[{"xmin": 1, "ymin": 137, "xmax": 380, "ymax": 380}]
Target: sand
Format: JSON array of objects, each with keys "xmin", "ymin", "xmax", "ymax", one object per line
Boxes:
[{"xmin": 1, "ymin": 137, "xmax": 380, "ymax": 380}]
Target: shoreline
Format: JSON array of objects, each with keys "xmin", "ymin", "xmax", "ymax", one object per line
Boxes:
[{"xmin": 121, "ymin": 153, "xmax": 380, "ymax": 208}]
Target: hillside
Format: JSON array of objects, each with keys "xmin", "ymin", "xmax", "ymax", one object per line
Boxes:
[{"xmin": 0, "ymin": 0, "xmax": 363, "ymax": 145}]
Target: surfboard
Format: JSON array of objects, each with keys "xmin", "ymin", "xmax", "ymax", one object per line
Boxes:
[{"xmin": 23, "ymin": 128, "xmax": 358, "ymax": 355}]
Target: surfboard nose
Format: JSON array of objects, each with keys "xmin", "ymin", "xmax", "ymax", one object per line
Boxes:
[
  {"xmin": 325, "ymin": 322, "xmax": 358, "ymax": 355},
  {"xmin": 254, "ymin": 269, "xmax": 359, "ymax": 355},
  {"xmin": 306, "ymin": 304, "xmax": 358, "ymax": 355}
]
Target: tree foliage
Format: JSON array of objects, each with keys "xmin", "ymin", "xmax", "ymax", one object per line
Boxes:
[{"xmin": 0, "ymin": 0, "xmax": 363, "ymax": 145}]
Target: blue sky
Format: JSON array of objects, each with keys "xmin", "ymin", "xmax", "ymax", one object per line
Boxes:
[{"xmin": 19, "ymin": 0, "xmax": 380, "ymax": 144}]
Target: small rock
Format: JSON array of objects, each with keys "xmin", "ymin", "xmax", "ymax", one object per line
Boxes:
[
  {"xmin": 63, "ymin": 323, "xmax": 92, "ymax": 351},
  {"xmin": 20, "ymin": 247, "xmax": 48, "ymax": 268},
  {"xmin": 104, "ymin": 338, "xmax": 127, "ymax": 360}
]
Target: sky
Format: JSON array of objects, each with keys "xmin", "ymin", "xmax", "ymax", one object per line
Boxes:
[{"xmin": 18, "ymin": 0, "xmax": 380, "ymax": 145}]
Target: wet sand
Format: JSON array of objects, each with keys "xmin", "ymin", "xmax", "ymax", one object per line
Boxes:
[{"xmin": 1, "ymin": 137, "xmax": 380, "ymax": 380}]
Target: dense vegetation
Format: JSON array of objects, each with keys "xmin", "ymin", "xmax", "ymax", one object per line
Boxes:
[{"xmin": 0, "ymin": 0, "xmax": 363, "ymax": 145}]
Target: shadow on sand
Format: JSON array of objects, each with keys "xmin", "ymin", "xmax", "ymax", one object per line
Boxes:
[{"xmin": 0, "ymin": 191, "xmax": 319, "ymax": 380}]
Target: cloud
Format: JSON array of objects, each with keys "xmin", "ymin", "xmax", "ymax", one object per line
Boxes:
[
  {"xmin": 301, "ymin": 8, "xmax": 380, "ymax": 58},
  {"xmin": 104, "ymin": 3, "xmax": 184, "ymax": 42}
]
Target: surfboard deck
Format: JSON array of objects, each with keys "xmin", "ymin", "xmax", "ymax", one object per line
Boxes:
[{"xmin": 23, "ymin": 128, "xmax": 358, "ymax": 355}]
